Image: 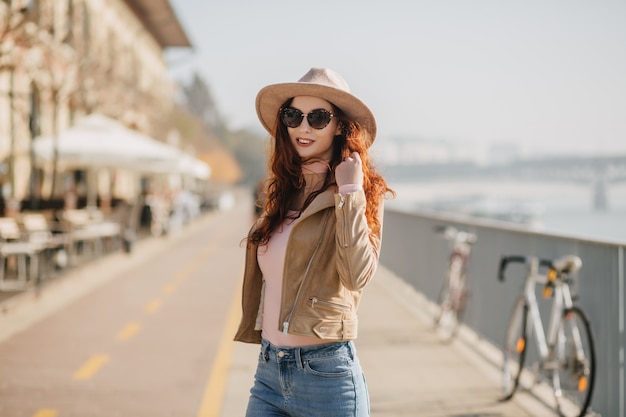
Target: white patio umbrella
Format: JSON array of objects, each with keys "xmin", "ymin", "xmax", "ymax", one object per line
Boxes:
[
  {"xmin": 187, "ymin": 157, "xmax": 211, "ymax": 180},
  {"xmin": 33, "ymin": 113, "xmax": 181, "ymax": 171},
  {"xmin": 170, "ymin": 153, "xmax": 211, "ymax": 179}
]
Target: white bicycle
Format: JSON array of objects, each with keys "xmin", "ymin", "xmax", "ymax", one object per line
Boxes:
[
  {"xmin": 433, "ymin": 225, "xmax": 476, "ymax": 342},
  {"xmin": 498, "ymin": 254, "xmax": 596, "ymax": 417}
]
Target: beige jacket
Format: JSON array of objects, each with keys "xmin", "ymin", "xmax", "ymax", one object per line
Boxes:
[{"xmin": 234, "ymin": 188, "xmax": 383, "ymax": 344}]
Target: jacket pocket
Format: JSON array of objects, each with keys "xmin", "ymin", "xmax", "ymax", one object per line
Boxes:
[
  {"xmin": 290, "ymin": 316, "xmax": 358, "ymax": 340},
  {"xmin": 309, "ymin": 297, "xmax": 350, "ymax": 312}
]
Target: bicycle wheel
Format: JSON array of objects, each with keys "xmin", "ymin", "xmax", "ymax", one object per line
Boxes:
[
  {"xmin": 552, "ymin": 306, "xmax": 596, "ymax": 417},
  {"xmin": 434, "ymin": 255, "xmax": 465, "ymax": 342},
  {"xmin": 501, "ymin": 295, "xmax": 528, "ymax": 401}
]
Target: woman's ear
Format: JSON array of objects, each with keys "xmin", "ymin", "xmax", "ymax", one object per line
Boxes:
[{"xmin": 335, "ymin": 122, "xmax": 343, "ymax": 136}]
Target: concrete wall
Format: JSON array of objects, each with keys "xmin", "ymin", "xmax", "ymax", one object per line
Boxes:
[{"xmin": 380, "ymin": 208, "xmax": 625, "ymax": 416}]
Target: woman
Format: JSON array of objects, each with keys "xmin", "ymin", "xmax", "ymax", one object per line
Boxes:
[{"xmin": 235, "ymin": 67, "xmax": 394, "ymax": 417}]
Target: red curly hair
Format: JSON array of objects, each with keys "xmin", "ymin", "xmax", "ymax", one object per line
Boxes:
[{"xmin": 249, "ymin": 99, "xmax": 394, "ymax": 247}]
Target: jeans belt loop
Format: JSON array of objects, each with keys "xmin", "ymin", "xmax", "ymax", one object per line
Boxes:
[
  {"xmin": 261, "ymin": 340, "xmax": 270, "ymax": 362},
  {"xmin": 295, "ymin": 347, "xmax": 304, "ymax": 369},
  {"xmin": 347, "ymin": 340, "xmax": 355, "ymax": 360}
]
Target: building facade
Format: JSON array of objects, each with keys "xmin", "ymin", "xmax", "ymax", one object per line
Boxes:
[{"xmin": 0, "ymin": 0, "xmax": 191, "ymax": 211}]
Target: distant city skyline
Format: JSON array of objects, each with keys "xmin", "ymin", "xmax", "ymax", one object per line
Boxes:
[
  {"xmin": 371, "ymin": 136, "xmax": 521, "ymax": 166},
  {"xmin": 167, "ymin": 0, "xmax": 626, "ymax": 157}
]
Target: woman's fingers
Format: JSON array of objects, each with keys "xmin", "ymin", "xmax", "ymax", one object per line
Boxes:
[{"xmin": 336, "ymin": 152, "xmax": 364, "ymax": 187}]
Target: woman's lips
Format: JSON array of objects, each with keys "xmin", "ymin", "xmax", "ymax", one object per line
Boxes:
[{"xmin": 297, "ymin": 138, "xmax": 313, "ymax": 145}]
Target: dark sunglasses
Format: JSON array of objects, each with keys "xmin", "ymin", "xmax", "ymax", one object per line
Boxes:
[{"xmin": 280, "ymin": 107, "xmax": 335, "ymax": 130}]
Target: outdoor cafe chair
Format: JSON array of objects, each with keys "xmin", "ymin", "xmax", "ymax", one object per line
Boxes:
[
  {"xmin": 61, "ymin": 208, "xmax": 122, "ymax": 265},
  {"xmin": 20, "ymin": 213, "xmax": 71, "ymax": 273},
  {"xmin": 0, "ymin": 217, "xmax": 41, "ymax": 291}
]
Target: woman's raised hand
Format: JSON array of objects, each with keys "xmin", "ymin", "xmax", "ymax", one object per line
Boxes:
[{"xmin": 335, "ymin": 152, "xmax": 364, "ymax": 188}]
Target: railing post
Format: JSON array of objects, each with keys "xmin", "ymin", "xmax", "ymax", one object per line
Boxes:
[{"xmin": 619, "ymin": 245, "xmax": 625, "ymax": 417}]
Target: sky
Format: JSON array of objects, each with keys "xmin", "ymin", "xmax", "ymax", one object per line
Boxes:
[{"xmin": 166, "ymin": 0, "xmax": 626, "ymax": 157}]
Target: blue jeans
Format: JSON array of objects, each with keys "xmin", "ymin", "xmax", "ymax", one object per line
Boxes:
[{"xmin": 245, "ymin": 339, "xmax": 370, "ymax": 417}]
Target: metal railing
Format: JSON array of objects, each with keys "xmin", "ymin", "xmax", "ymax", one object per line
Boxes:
[{"xmin": 380, "ymin": 208, "xmax": 625, "ymax": 416}]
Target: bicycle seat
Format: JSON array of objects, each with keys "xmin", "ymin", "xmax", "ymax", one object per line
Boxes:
[
  {"xmin": 551, "ymin": 255, "xmax": 582, "ymax": 274},
  {"xmin": 457, "ymin": 231, "xmax": 477, "ymax": 244}
]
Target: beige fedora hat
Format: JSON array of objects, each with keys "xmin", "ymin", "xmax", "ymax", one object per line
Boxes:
[{"xmin": 255, "ymin": 67, "xmax": 377, "ymax": 146}]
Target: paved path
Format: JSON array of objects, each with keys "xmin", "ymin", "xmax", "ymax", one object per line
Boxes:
[
  {"xmin": 0, "ymin": 189, "xmax": 557, "ymax": 416},
  {"xmin": 223, "ymin": 265, "xmax": 556, "ymax": 417}
]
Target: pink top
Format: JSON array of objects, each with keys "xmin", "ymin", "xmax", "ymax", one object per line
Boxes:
[
  {"xmin": 258, "ymin": 213, "xmax": 316, "ymax": 346},
  {"xmin": 257, "ymin": 161, "xmax": 361, "ymax": 347}
]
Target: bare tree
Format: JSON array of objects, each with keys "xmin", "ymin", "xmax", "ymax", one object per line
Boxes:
[
  {"xmin": 0, "ymin": 3, "xmax": 40, "ymax": 204},
  {"xmin": 182, "ymin": 72, "xmax": 227, "ymax": 138}
]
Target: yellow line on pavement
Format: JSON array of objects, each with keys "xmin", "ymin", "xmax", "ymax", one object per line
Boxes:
[
  {"xmin": 196, "ymin": 280, "xmax": 242, "ymax": 417},
  {"xmin": 116, "ymin": 321, "xmax": 141, "ymax": 341},
  {"xmin": 144, "ymin": 298, "xmax": 162, "ymax": 313},
  {"xmin": 174, "ymin": 270, "xmax": 189, "ymax": 282},
  {"xmin": 73, "ymin": 354, "xmax": 110, "ymax": 380},
  {"xmin": 33, "ymin": 410, "xmax": 58, "ymax": 417},
  {"xmin": 162, "ymin": 283, "xmax": 176, "ymax": 295}
]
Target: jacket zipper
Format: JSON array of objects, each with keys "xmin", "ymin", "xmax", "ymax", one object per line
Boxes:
[
  {"xmin": 283, "ymin": 211, "xmax": 331, "ymax": 336},
  {"xmin": 309, "ymin": 297, "xmax": 350, "ymax": 310},
  {"xmin": 338, "ymin": 196, "xmax": 348, "ymax": 248}
]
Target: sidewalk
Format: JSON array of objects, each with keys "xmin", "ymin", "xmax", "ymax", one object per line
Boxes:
[
  {"xmin": 0, "ymin": 202, "xmax": 558, "ymax": 416},
  {"xmin": 222, "ymin": 264, "xmax": 558, "ymax": 417}
]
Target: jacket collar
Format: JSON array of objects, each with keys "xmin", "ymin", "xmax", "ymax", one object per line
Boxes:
[{"xmin": 299, "ymin": 187, "xmax": 336, "ymax": 222}]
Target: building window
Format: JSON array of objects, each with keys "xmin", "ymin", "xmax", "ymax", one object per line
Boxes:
[
  {"xmin": 81, "ymin": 1, "xmax": 90, "ymax": 49},
  {"xmin": 64, "ymin": 0, "xmax": 74, "ymax": 44},
  {"xmin": 23, "ymin": 0, "xmax": 39, "ymax": 23},
  {"xmin": 29, "ymin": 82, "xmax": 40, "ymax": 138}
]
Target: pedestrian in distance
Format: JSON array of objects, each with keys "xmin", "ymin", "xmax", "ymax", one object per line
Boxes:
[{"xmin": 234, "ymin": 67, "xmax": 394, "ymax": 416}]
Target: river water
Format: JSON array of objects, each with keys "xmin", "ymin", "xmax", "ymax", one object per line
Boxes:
[{"xmin": 386, "ymin": 179, "xmax": 626, "ymax": 243}]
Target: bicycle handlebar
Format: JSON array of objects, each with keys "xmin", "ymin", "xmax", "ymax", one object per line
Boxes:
[
  {"xmin": 433, "ymin": 225, "xmax": 449, "ymax": 234},
  {"xmin": 497, "ymin": 255, "xmax": 553, "ymax": 281}
]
